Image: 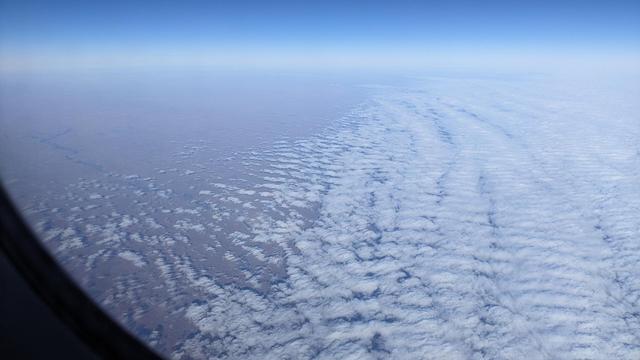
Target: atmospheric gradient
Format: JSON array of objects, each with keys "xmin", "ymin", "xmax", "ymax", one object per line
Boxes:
[{"xmin": 1, "ymin": 1, "xmax": 639, "ymax": 359}]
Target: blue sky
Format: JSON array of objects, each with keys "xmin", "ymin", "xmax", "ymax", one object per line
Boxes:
[{"xmin": 1, "ymin": 0, "xmax": 639, "ymax": 71}]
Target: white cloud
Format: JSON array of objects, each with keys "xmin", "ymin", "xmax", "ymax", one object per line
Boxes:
[
  {"xmin": 26, "ymin": 73, "xmax": 640, "ymax": 359},
  {"xmin": 174, "ymin": 75, "xmax": 640, "ymax": 359},
  {"xmin": 118, "ymin": 250, "xmax": 146, "ymax": 267}
]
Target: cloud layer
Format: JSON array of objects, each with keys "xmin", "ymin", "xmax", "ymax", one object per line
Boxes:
[{"xmin": 25, "ymin": 74, "xmax": 640, "ymax": 359}]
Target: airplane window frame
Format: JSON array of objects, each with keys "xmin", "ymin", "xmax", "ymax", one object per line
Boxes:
[{"xmin": 0, "ymin": 184, "xmax": 162, "ymax": 359}]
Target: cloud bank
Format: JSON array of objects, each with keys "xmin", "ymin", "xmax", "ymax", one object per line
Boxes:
[{"xmin": 26, "ymin": 73, "xmax": 640, "ymax": 359}]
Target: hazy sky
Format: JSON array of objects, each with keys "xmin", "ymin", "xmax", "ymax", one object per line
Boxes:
[{"xmin": 1, "ymin": 0, "xmax": 639, "ymax": 71}]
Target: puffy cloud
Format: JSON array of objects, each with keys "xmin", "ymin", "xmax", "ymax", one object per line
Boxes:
[{"xmin": 26, "ymin": 74, "xmax": 640, "ymax": 359}]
